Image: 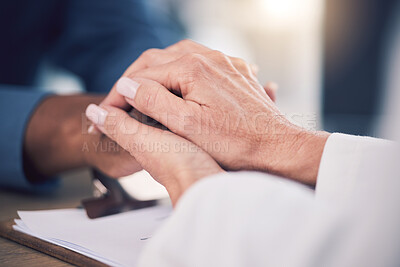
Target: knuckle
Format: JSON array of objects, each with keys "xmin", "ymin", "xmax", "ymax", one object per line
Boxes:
[
  {"xmin": 210, "ymin": 49, "xmax": 225, "ymax": 58},
  {"xmin": 206, "ymin": 50, "xmax": 238, "ymax": 72},
  {"xmin": 231, "ymin": 56, "xmax": 247, "ymax": 68},
  {"xmin": 177, "ymin": 39, "xmax": 193, "ymax": 47},
  {"xmin": 181, "ymin": 53, "xmax": 208, "ymax": 79},
  {"xmin": 143, "ymin": 87, "xmax": 160, "ymax": 111},
  {"xmin": 231, "ymin": 57, "xmax": 253, "ymax": 77},
  {"xmin": 184, "ymin": 52, "xmax": 206, "ymax": 65},
  {"xmin": 141, "ymin": 48, "xmax": 160, "ymax": 59},
  {"xmin": 210, "ymin": 50, "xmax": 229, "ymax": 63}
]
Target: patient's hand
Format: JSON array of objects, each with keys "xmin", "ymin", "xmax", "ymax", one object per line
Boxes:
[
  {"xmin": 24, "ymin": 95, "xmax": 142, "ymax": 182},
  {"xmin": 86, "ymin": 104, "xmax": 223, "ymax": 205}
]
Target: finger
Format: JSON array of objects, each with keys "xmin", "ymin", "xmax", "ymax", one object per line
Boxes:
[
  {"xmin": 264, "ymin": 82, "xmax": 278, "ymax": 102},
  {"xmin": 228, "ymin": 57, "xmax": 258, "ymax": 79},
  {"xmin": 165, "ymin": 39, "xmax": 210, "ymax": 53},
  {"xmin": 127, "ymin": 52, "xmax": 260, "ymax": 101},
  {"xmin": 125, "ymin": 56, "xmax": 192, "ymax": 96},
  {"xmin": 99, "ymin": 87, "xmax": 132, "ymax": 110},
  {"xmin": 128, "ymin": 53, "xmax": 267, "ymax": 107},
  {"xmin": 100, "ymin": 49, "xmax": 182, "ymax": 110},
  {"xmin": 168, "ymin": 40, "xmax": 259, "ymax": 77},
  {"xmin": 115, "ymin": 77, "xmax": 190, "ymax": 134},
  {"xmin": 86, "ymin": 103, "xmax": 213, "ymax": 206},
  {"xmin": 129, "ymin": 47, "xmax": 256, "ymax": 79},
  {"xmin": 85, "ymin": 103, "xmax": 198, "ymax": 188},
  {"xmin": 86, "ymin": 104, "xmax": 160, "ymax": 156},
  {"xmin": 121, "ymin": 49, "xmax": 181, "ymax": 78},
  {"xmin": 102, "ymin": 41, "xmax": 258, "ymax": 109}
]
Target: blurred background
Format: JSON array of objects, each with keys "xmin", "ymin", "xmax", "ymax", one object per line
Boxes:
[{"xmin": 39, "ymin": 0, "xmax": 400, "ymax": 136}]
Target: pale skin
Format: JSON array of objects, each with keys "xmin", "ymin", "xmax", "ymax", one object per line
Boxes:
[{"xmin": 86, "ymin": 40, "xmax": 330, "ymax": 205}]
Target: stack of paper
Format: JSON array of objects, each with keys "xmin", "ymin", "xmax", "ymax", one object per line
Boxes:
[{"xmin": 13, "ymin": 205, "xmax": 172, "ymax": 266}]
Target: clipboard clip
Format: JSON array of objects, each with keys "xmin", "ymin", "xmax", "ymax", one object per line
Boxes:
[{"xmin": 81, "ymin": 170, "xmax": 157, "ymax": 219}]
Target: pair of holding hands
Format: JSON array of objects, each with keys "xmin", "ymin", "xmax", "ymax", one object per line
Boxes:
[{"xmin": 86, "ymin": 40, "xmax": 329, "ymax": 205}]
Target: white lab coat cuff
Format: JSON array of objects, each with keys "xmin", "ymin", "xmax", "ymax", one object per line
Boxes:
[{"xmin": 315, "ymin": 133, "xmax": 395, "ymax": 204}]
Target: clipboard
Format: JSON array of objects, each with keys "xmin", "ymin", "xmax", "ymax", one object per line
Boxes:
[
  {"xmin": 0, "ymin": 170, "xmax": 160, "ymax": 266},
  {"xmin": 0, "ymin": 219, "xmax": 107, "ymax": 267}
]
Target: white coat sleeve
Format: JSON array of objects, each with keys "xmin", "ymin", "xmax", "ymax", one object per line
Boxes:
[
  {"xmin": 137, "ymin": 171, "xmax": 317, "ymax": 267},
  {"xmin": 138, "ymin": 134, "xmax": 400, "ymax": 267},
  {"xmin": 315, "ymin": 133, "xmax": 399, "ymax": 205}
]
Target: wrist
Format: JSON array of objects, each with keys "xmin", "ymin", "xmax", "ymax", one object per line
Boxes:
[
  {"xmin": 62, "ymin": 95, "xmax": 105, "ymax": 169},
  {"xmin": 24, "ymin": 94, "xmax": 105, "ymax": 180},
  {"xmin": 253, "ymin": 126, "xmax": 330, "ymax": 185},
  {"xmin": 164, "ymin": 161, "xmax": 224, "ymax": 206}
]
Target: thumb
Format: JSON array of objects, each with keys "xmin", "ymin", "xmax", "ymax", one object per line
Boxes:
[
  {"xmin": 115, "ymin": 77, "xmax": 189, "ymax": 135},
  {"xmin": 85, "ymin": 103, "xmax": 201, "ymax": 198}
]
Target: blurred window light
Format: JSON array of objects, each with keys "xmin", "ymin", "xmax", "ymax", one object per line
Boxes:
[
  {"xmin": 258, "ymin": 0, "xmax": 322, "ymax": 28},
  {"xmin": 261, "ymin": 0, "xmax": 300, "ymax": 20}
]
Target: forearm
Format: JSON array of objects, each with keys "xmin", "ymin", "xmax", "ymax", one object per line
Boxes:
[{"xmin": 24, "ymin": 94, "xmax": 104, "ymax": 182}]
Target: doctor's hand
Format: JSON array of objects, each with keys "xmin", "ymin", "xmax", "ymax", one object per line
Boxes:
[
  {"xmin": 82, "ymin": 128, "xmax": 143, "ymax": 179},
  {"xmin": 85, "ymin": 104, "xmax": 223, "ymax": 205},
  {"xmin": 103, "ymin": 49, "xmax": 329, "ymax": 185},
  {"xmin": 98, "ymin": 39, "xmax": 277, "ymax": 114}
]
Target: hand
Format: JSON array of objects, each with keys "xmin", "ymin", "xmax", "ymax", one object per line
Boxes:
[
  {"xmin": 81, "ymin": 130, "xmax": 142, "ymax": 179},
  {"xmin": 24, "ymin": 95, "xmax": 142, "ymax": 182},
  {"xmin": 85, "ymin": 104, "xmax": 223, "ymax": 205},
  {"xmin": 95, "ymin": 47, "xmax": 329, "ymax": 185},
  {"xmin": 97, "ymin": 40, "xmax": 277, "ymax": 115}
]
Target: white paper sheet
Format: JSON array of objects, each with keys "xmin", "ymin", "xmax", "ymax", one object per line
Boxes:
[{"xmin": 13, "ymin": 205, "xmax": 172, "ymax": 267}]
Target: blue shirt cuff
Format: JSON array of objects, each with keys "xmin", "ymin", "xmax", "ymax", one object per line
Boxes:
[{"xmin": 0, "ymin": 86, "xmax": 60, "ymax": 193}]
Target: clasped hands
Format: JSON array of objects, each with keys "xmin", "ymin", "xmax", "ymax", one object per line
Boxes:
[{"xmin": 86, "ymin": 40, "xmax": 330, "ymax": 205}]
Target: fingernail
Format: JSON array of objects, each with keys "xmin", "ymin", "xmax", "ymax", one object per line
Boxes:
[
  {"xmin": 86, "ymin": 104, "xmax": 108, "ymax": 126},
  {"xmin": 116, "ymin": 77, "xmax": 140, "ymax": 99}
]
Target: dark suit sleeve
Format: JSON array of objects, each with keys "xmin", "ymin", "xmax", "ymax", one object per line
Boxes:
[
  {"xmin": 0, "ymin": 0, "xmax": 180, "ymax": 192},
  {"xmin": 48, "ymin": 0, "xmax": 176, "ymax": 93},
  {"xmin": 0, "ymin": 86, "xmax": 59, "ymax": 192}
]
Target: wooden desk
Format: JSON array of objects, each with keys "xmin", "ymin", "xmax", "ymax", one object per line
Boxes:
[{"xmin": 0, "ymin": 170, "xmax": 93, "ymax": 267}]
